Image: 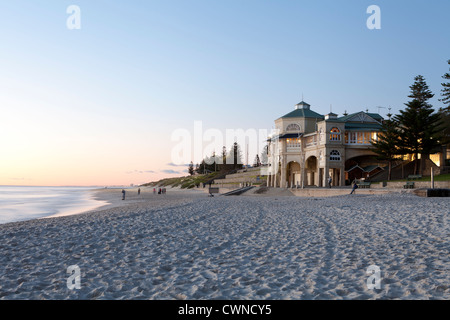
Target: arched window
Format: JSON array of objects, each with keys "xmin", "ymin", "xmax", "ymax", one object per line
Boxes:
[
  {"xmin": 286, "ymin": 123, "xmax": 301, "ymax": 132},
  {"xmin": 330, "ymin": 150, "xmax": 341, "ymax": 161},
  {"xmin": 330, "ymin": 127, "xmax": 341, "ymax": 141}
]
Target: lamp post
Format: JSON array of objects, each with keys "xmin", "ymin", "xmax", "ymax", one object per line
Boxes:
[{"xmin": 431, "ymin": 167, "xmax": 435, "ymax": 189}]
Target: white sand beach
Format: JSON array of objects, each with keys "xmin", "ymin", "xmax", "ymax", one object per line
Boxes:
[{"xmin": 0, "ymin": 187, "xmax": 448, "ymax": 300}]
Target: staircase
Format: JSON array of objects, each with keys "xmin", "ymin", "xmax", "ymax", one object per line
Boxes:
[
  {"xmin": 212, "ymin": 167, "xmax": 266, "ymax": 189},
  {"xmin": 221, "ymin": 186, "xmax": 255, "ymax": 196},
  {"xmin": 203, "ymin": 169, "xmax": 237, "ymax": 186}
]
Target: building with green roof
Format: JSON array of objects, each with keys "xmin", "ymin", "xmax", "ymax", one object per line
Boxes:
[
  {"xmin": 277, "ymin": 101, "xmax": 325, "ymax": 120},
  {"xmin": 267, "ymin": 101, "xmax": 384, "ymax": 188}
]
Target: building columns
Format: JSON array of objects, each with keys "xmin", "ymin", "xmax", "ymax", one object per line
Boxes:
[
  {"xmin": 280, "ymin": 158, "xmax": 287, "ymax": 188},
  {"xmin": 340, "ymin": 165, "xmax": 346, "ymax": 186},
  {"xmin": 314, "ymin": 169, "xmax": 320, "ymax": 187}
]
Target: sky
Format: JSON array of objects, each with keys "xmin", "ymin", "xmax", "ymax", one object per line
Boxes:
[{"xmin": 0, "ymin": 0, "xmax": 449, "ymax": 186}]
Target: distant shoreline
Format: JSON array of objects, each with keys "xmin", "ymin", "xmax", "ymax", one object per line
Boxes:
[{"xmin": 0, "ymin": 186, "xmax": 112, "ymax": 225}]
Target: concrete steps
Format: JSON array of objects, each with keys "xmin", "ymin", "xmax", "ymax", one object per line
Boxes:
[
  {"xmin": 221, "ymin": 186, "xmax": 255, "ymax": 196},
  {"xmin": 213, "ymin": 167, "xmax": 266, "ymax": 187}
]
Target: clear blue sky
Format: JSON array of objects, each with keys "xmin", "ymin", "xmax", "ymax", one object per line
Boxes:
[{"xmin": 1, "ymin": 1, "xmax": 449, "ymax": 185}]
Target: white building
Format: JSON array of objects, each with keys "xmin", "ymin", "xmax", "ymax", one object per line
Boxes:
[{"xmin": 266, "ymin": 101, "xmax": 384, "ymax": 188}]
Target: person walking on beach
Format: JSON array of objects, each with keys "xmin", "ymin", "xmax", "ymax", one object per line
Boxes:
[
  {"xmin": 138, "ymin": 188, "xmax": 141, "ymax": 195},
  {"xmin": 350, "ymin": 180, "xmax": 358, "ymax": 194},
  {"xmin": 122, "ymin": 189, "xmax": 126, "ymax": 200},
  {"xmin": 328, "ymin": 176, "xmax": 332, "ymax": 188}
]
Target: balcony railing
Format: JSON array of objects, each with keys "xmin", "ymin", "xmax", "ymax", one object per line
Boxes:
[{"xmin": 344, "ymin": 132, "xmax": 377, "ymax": 145}]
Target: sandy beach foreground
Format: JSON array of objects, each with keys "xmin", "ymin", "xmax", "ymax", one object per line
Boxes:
[{"xmin": 0, "ymin": 188, "xmax": 448, "ymax": 300}]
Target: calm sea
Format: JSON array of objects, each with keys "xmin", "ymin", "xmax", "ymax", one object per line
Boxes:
[{"xmin": 0, "ymin": 186, "xmax": 109, "ymax": 224}]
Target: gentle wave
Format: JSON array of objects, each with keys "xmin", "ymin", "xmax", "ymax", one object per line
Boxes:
[{"xmin": 0, "ymin": 186, "xmax": 109, "ymax": 224}]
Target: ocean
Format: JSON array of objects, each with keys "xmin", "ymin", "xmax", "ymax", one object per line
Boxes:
[{"xmin": 0, "ymin": 186, "xmax": 109, "ymax": 224}]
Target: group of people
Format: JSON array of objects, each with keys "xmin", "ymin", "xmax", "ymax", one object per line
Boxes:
[
  {"xmin": 121, "ymin": 187, "xmax": 167, "ymax": 200},
  {"xmin": 154, "ymin": 187, "xmax": 166, "ymax": 194}
]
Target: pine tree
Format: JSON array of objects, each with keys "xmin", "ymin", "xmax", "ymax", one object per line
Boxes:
[
  {"xmin": 395, "ymin": 76, "xmax": 442, "ymax": 174},
  {"xmin": 234, "ymin": 142, "xmax": 244, "ymax": 169},
  {"xmin": 408, "ymin": 75, "xmax": 434, "ymax": 103},
  {"xmin": 217, "ymin": 146, "xmax": 228, "ymax": 172},
  {"xmin": 370, "ymin": 118, "xmax": 401, "ymax": 180},
  {"xmin": 188, "ymin": 161, "xmax": 195, "ymax": 176},
  {"xmin": 197, "ymin": 160, "xmax": 206, "ymax": 174},
  {"xmin": 211, "ymin": 151, "xmax": 218, "ymax": 172},
  {"xmin": 226, "ymin": 142, "xmax": 243, "ymax": 170},
  {"xmin": 440, "ymin": 60, "xmax": 450, "ymax": 111}
]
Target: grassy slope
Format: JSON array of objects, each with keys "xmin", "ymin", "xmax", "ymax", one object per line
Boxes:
[{"xmin": 141, "ymin": 172, "xmax": 222, "ymax": 189}]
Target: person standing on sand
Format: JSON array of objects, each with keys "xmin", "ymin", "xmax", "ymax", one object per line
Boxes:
[
  {"xmin": 138, "ymin": 188, "xmax": 141, "ymax": 195},
  {"xmin": 122, "ymin": 189, "xmax": 126, "ymax": 200},
  {"xmin": 350, "ymin": 180, "xmax": 358, "ymax": 194},
  {"xmin": 328, "ymin": 176, "xmax": 332, "ymax": 188}
]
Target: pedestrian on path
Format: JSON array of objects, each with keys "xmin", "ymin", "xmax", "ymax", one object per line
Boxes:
[{"xmin": 350, "ymin": 181, "xmax": 358, "ymax": 194}]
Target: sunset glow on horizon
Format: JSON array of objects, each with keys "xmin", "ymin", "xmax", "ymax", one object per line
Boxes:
[{"xmin": 1, "ymin": 1, "xmax": 449, "ymax": 186}]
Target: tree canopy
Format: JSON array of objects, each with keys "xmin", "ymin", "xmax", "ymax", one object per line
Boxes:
[
  {"xmin": 440, "ymin": 60, "xmax": 450, "ymax": 111},
  {"xmin": 370, "ymin": 118, "xmax": 401, "ymax": 180},
  {"xmin": 394, "ymin": 75, "xmax": 442, "ymax": 174}
]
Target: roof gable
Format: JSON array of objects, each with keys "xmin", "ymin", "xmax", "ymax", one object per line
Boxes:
[
  {"xmin": 366, "ymin": 113, "xmax": 384, "ymax": 121},
  {"xmin": 338, "ymin": 111, "xmax": 382, "ymax": 124}
]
